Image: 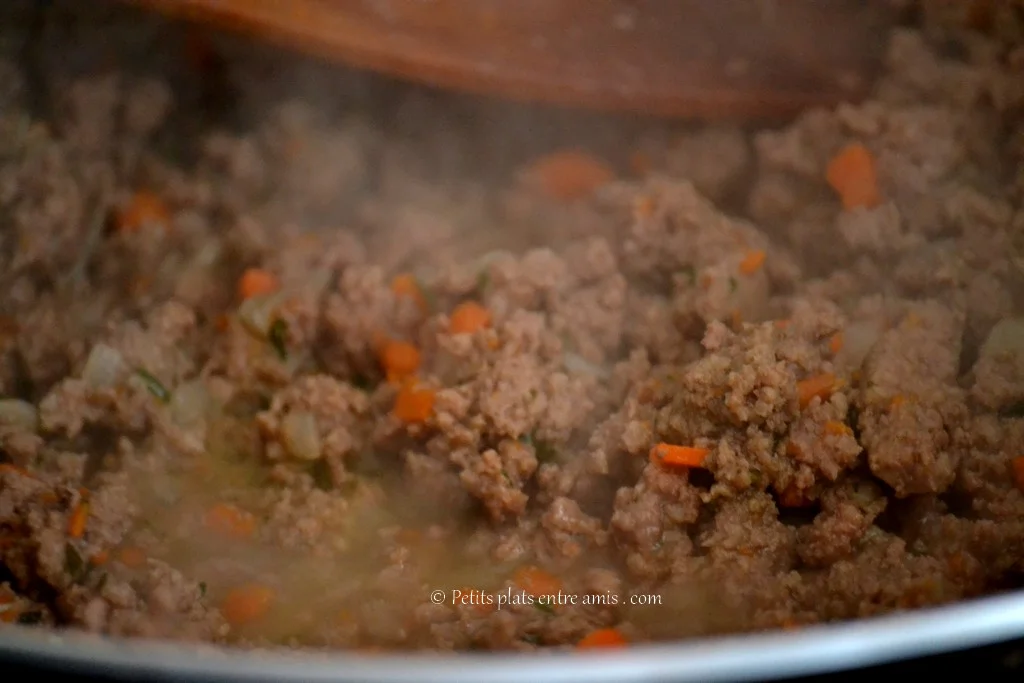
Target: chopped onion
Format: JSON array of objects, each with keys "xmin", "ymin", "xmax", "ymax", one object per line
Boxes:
[
  {"xmin": 563, "ymin": 352, "xmax": 610, "ymax": 380},
  {"xmin": 151, "ymin": 479, "xmax": 181, "ymax": 505},
  {"xmin": 0, "ymin": 399, "xmax": 38, "ymax": 432},
  {"xmin": 980, "ymin": 317, "xmax": 1024, "ymax": 360},
  {"xmin": 474, "ymin": 250, "xmax": 512, "ymax": 270},
  {"xmin": 281, "ymin": 410, "xmax": 322, "ymax": 461},
  {"xmin": 307, "ymin": 267, "xmax": 333, "ymax": 295},
  {"xmin": 842, "ymin": 320, "xmax": 883, "ymax": 368},
  {"xmin": 238, "ymin": 291, "xmax": 288, "ymax": 337},
  {"xmin": 170, "ymin": 379, "xmax": 212, "ymax": 428},
  {"xmin": 194, "ymin": 241, "xmax": 222, "ymax": 268},
  {"xmin": 81, "ymin": 343, "xmax": 126, "ymax": 389}
]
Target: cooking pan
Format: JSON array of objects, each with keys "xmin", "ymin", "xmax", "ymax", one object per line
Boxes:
[
  {"xmin": 0, "ymin": 591, "xmax": 1023, "ymax": 680},
  {"xmin": 1, "ymin": 0, "xmax": 1023, "ymax": 681}
]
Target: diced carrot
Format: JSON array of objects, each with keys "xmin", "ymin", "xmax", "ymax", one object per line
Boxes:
[
  {"xmin": 828, "ymin": 332, "xmax": 844, "ymax": 355},
  {"xmin": 117, "ymin": 190, "xmax": 171, "ymax": 233},
  {"xmin": 897, "ymin": 581, "xmax": 941, "ymax": 609},
  {"xmin": 90, "ymin": 550, "xmax": 110, "ymax": 566},
  {"xmin": 649, "ymin": 443, "xmax": 709, "ymax": 469},
  {"xmin": 889, "ymin": 394, "xmax": 907, "ymax": 410},
  {"xmin": 632, "ymin": 195, "xmax": 656, "ymax": 219},
  {"xmin": 824, "ymin": 420, "xmax": 853, "ymax": 437},
  {"xmin": 738, "ymin": 250, "xmax": 766, "ymax": 275},
  {"xmin": 0, "ymin": 463, "xmax": 36, "ymax": 479},
  {"xmin": 0, "ymin": 608, "xmax": 20, "ymax": 624},
  {"xmin": 67, "ymin": 500, "xmax": 89, "ymax": 539},
  {"xmin": 117, "ymin": 546, "xmax": 147, "ymax": 568},
  {"xmin": 524, "ymin": 150, "xmax": 614, "ymax": 201},
  {"xmin": 1012, "ymin": 456, "xmax": 1024, "ymax": 492},
  {"xmin": 455, "ymin": 587, "xmax": 493, "ymax": 614},
  {"xmin": 390, "ymin": 273, "xmax": 427, "ymax": 312},
  {"xmin": 39, "ymin": 491, "xmax": 60, "ymax": 505},
  {"xmin": 378, "ymin": 340, "xmax": 421, "ymax": 384},
  {"xmin": 237, "ymin": 268, "xmax": 279, "ymax": 301},
  {"xmin": 220, "ymin": 583, "xmax": 275, "ymax": 626},
  {"xmin": 797, "ymin": 373, "xmax": 837, "ymax": 408},
  {"xmin": 0, "ymin": 589, "xmax": 15, "ymax": 605},
  {"xmin": 577, "ymin": 627, "xmax": 627, "ymax": 649},
  {"xmin": 774, "ymin": 319, "xmax": 791, "ymax": 329},
  {"xmin": 449, "ymin": 301, "xmax": 491, "ymax": 335},
  {"xmin": 730, "ymin": 309, "xmax": 743, "ymax": 329},
  {"xmin": 513, "ymin": 565, "xmax": 563, "ymax": 597},
  {"xmin": 393, "ymin": 382, "xmax": 435, "ymax": 423},
  {"xmin": 777, "ymin": 484, "xmax": 813, "ymax": 508},
  {"xmin": 826, "ymin": 143, "xmax": 881, "ymax": 210},
  {"xmin": 203, "ymin": 503, "xmax": 257, "ymax": 539}
]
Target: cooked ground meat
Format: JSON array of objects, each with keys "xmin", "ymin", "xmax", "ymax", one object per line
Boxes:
[{"xmin": 1, "ymin": 0, "xmax": 1023, "ymax": 652}]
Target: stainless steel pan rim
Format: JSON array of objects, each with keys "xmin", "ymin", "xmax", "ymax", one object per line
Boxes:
[{"xmin": 2, "ymin": 591, "xmax": 1023, "ymax": 682}]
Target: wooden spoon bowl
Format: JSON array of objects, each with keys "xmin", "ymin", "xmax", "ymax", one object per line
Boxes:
[{"xmin": 129, "ymin": 0, "xmax": 899, "ymax": 119}]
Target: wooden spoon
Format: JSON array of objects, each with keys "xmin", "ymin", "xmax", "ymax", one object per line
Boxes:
[{"xmin": 128, "ymin": 0, "xmax": 899, "ymax": 119}]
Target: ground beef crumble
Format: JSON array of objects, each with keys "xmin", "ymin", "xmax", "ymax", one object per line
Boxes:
[{"xmin": 0, "ymin": 0, "xmax": 1022, "ymax": 654}]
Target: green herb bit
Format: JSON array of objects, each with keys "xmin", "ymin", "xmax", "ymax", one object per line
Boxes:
[
  {"xmin": 64, "ymin": 543, "xmax": 86, "ymax": 582},
  {"xmin": 680, "ymin": 265, "xmax": 696, "ymax": 285},
  {"xmin": 352, "ymin": 375, "xmax": 375, "ymax": 392},
  {"xmin": 135, "ymin": 369, "xmax": 170, "ymax": 402},
  {"xmin": 268, "ymin": 318, "xmax": 289, "ymax": 360},
  {"xmin": 999, "ymin": 402, "xmax": 1024, "ymax": 419},
  {"xmin": 534, "ymin": 600, "xmax": 555, "ymax": 615},
  {"xmin": 534, "ymin": 438, "xmax": 558, "ymax": 464},
  {"xmin": 476, "ymin": 269, "xmax": 491, "ymax": 296},
  {"xmin": 17, "ymin": 611, "xmax": 43, "ymax": 625},
  {"xmin": 417, "ymin": 277, "xmax": 438, "ymax": 313},
  {"xmin": 310, "ymin": 459, "xmax": 334, "ymax": 491}
]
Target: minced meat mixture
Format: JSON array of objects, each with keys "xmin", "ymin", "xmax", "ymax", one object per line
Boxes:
[{"xmin": 1, "ymin": 0, "xmax": 1023, "ymax": 651}]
